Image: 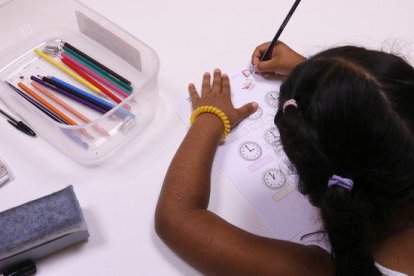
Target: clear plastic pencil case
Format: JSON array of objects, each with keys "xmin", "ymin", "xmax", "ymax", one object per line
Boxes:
[{"xmin": 0, "ymin": 0, "xmax": 160, "ymax": 165}]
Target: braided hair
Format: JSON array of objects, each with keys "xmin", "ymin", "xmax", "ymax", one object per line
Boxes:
[{"xmin": 275, "ymin": 46, "xmax": 414, "ymax": 275}]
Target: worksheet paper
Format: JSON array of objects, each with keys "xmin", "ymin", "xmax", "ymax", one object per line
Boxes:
[{"xmin": 172, "ymin": 68, "xmax": 324, "ymax": 245}]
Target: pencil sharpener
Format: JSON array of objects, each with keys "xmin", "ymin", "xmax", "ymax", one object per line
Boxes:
[{"xmin": 0, "ymin": 160, "xmax": 10, "ymax": 186}]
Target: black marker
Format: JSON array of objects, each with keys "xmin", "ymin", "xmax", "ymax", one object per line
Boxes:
[
  {"xmin": 260, "ymin": 0, "xmax": 302, "ymax": 62},
  {"xmin": 0, "ymin": 107, "xmax": 36, "ymax": 137},
  {"xmin": 3, "ymin": 260, "xmax": 37, "ymax": 276}
]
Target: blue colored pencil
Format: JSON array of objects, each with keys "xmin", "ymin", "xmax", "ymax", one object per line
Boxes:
[
  {"xmin": 50, "ymin": 76, "xmax": 114, "ymax": 109},
  {"xmin": 31, "ymin": 76, "xmax": 107, "ymax": 114},
  {"xmin": 43, "ymin": 76, "xmax": 135, "ymax": 119},
  {"xmin": 41, "ymin": 76, "xmax": 111, "ymax": 112}
]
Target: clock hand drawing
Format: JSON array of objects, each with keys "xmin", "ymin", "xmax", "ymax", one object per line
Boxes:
[
  {"xmin": 265, "ymin": 91, "xmax": 279, "ymax": 108},
  {"xmin": 264, "ymin": 127, "xmax": 280, "ymax": 146},
  {"xmin": 239, "ymin": 141, "xmax": 263, "ymax": 161},
  {"xmin": 262, "ymin": 168, "xmax": 287, "ymax": 190}
]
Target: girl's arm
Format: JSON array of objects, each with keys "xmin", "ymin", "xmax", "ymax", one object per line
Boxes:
[{"xmin": 155, "ymin": 70, "xmax": 334, "ymax": 275}]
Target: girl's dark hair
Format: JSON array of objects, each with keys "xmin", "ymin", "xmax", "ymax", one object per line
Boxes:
[{"xmin": 275, "ymin": 46, "xmax": 414, "ymax": 275}]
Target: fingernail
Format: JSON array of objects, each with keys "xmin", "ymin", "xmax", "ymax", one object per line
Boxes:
[
  {"xmin": 214, "ymin": 68, "xmax": 221, "ymax": 74},
  {"xmin": 252, "ymin": 102, "xmax": 259, "ymax": 110},
  {"xmin": 222, "ymin": 73, "xmax": 228, "ymax": 78}
]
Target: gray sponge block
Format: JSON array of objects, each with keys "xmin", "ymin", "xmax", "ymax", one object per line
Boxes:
[{"xmin": 0, "ymin": 185, "xmax": 89, "ymax": 272}]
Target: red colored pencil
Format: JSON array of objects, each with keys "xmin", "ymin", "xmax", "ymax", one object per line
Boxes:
[{"xmin": 61, "ymin": 56, "xmax": 125, "ymax": 105}]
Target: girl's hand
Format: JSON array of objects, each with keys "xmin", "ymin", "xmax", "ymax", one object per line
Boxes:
[
  {"xmin": 251, "ymin": 41, "xmax": 306, "ymax": 75},
  {"xmin": 189, "ymin": 69, "xmax": 258, "ymax": 128}
]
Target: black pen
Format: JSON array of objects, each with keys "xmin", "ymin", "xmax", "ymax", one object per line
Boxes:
[
  {"xmin": 260, "ymin": 0, "xmax": 302, "ymax": 62},
  {"xmin": 0, "ymin": 107, "xmax": 36, "ymax": 137}
]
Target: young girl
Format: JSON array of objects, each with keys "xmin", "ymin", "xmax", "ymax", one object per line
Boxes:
[{"xmin": 155, "ymin": 41, "xmax": 414, "ymax": 275}]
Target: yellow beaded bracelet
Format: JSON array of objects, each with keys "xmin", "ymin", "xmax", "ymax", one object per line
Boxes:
[{"xmin": 190, "ymin": 106, "xmax": 231, "ymax": 139}]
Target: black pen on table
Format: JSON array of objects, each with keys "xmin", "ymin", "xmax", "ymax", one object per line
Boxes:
[
  {"xmin": 260, "ymin": 0, "xmax": 302, "ymax": 62},
  {"xmin": 0, "ymin": 107, "xmax": 36, "ymax": 137}
]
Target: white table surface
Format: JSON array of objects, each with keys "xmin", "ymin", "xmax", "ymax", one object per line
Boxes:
[{"xmin": 0, "ymin": 0, "xmax": 413, "ymax": 275}]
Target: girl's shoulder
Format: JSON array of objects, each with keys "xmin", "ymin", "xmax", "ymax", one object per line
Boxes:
[
  {"xmin": 375, "ymin": 262, "xmax": 408, "ymax": 276},
  {"xmin": 374, "ymin": 227, "xmax": 414, "ymax": 275}
]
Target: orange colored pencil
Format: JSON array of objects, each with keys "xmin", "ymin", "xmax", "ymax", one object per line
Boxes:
[
  {"xmin": 31, "ymin": 82, "xmax": 109, "ymax": 136},
  {"xmin": 18, "ymin": 82, "xmax": 94, "ymax": 139}
]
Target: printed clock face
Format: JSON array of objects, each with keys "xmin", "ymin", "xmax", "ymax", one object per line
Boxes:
[
  {"xmin": 239, "ymin": 141, "xmax": 263, "ymax": 161},
  {"xmin": 265, "ymin": 91, "xmax": 279, "ymax": 108},
  {"xmin": 248, "ymin": 107, "xmax": 263, "ymax": 120},
  {"xmin": 264, "ymin": 127, "xmax": 279, "ymax": 146},
  {"xmin": 262, "ymin": 168, "xmax": 287, "ymax": 189}
]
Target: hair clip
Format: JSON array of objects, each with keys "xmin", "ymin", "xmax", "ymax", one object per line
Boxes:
[
  {"xmin": 282, "ymin": 99, "xmax": 297, "ymax": 112},
  {"xmin": 0, "ymin": 159, "xmax": 11, "ymax": 186},
  {"xmin": 328, "ymin": 175, "xmax": 353, "ymax": 191}
]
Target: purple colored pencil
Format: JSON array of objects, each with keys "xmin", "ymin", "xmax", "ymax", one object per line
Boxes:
[{"xmin": 30, "ymin": 76, "xmax": 107, "ymax": 114}]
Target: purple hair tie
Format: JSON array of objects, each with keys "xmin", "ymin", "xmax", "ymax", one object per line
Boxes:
[
  {"xmin": 328, "ymin": 175, "xmax": 354, "ymax": 191},
  {"xmin": 282, "ymin": 99, "xmax": 297, "ymax": 112}
]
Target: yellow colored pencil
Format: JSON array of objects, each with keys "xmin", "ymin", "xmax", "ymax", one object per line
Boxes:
[{"xmin": 34, "ymin": 48, "xmax": 106, "ymax": 98}]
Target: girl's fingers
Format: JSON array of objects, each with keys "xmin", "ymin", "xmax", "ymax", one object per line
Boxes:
[
  {"xmin": 188, "ymin": 83, "xmax": 199, "ymax": 109},
  {"xmin": 237, "ymin": 102, "xmax": 258, "ymax": 120},
  {"xmin": 222, "ymin": 74, "xmax": 231, "ymax": 96},
  {"xmin": 251, "ymin": 42, "xmax": 271, "ymax": 66},
  {"xmin": 201, "ymin": 72, "xmax": 211, "ymax": 96},
  {"xmin": 212, "ymin": 69, "xmax": 222, "ymax": 94},
  {"xmin": 255, "ymin": 59, "xmax": 278, "ymax": 73},
  {"xmin": 188, "ymin": 83, "xmax": 199, "ymax": 99}
]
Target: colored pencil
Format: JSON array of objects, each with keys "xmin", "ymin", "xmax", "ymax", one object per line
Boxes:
[
  {"xmin": 44, "ymin": 76, "xmax": 135, "ymax": 119},
  {"xmin": 6, "ymin": 82, "xmax": 89, "ymax": 149},
  {"xmin": 63, "ymin": 42, "xmax": 132, "ymax": 86},
  {"xmin": 62, "ymin": 49, "xmax": 132, "ymax": 94},
  {"xmin": 61, "ymin": 128, "xmax": 89, "ymax": 149},
  {"xmin": 60, "ymin": 55, "xmax": 127, "ymax": 104},
  {"xmin": 34, "ymin": 48, "xmax": 107, "ymax": 98},
  {"xmin": 61, "ymin": 53, "xmax": 131, "ymax": 98},
  {"xmin": 31, "ymin": 82, "xmax": 109, "ymax": 137},
  {"xmin": 42, "ymin": 76, "xmax": 112, "ymax": 111},
  {"xmin": 6, "ymin": 82, "xmax": 66, "ymax": 123},
  {"xmin": 18, "ymin": 82, "xmax": 94, "ymax": 139},
  {"xmin": 63, "ymin": 46, "xmax": 133, "ymax": 93},
  {"xmin": 30, "ymin": 76, "xmax": 107, "ymax": 114},
  {"xmin": 260, "ymin": 0, "xmax": 301, "ymax": 61}
]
